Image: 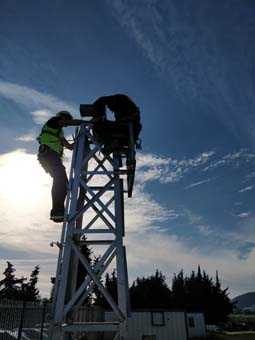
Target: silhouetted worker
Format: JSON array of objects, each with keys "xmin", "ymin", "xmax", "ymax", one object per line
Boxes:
[
  {"xmin": 81, "ymin": 94, "xmax": 141, "ymax": 150},
  {"xmin": 37, "ymin": 111, "xmax": 83, "ymax": 223},
  {"xmin": 95, "ymin": 94, "xmax": 141, "ymax": 145}
]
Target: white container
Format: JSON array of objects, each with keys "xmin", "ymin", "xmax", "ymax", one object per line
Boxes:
[
  {"xmin": 105, "ymin": 310, "xmax": 187, "ymax": 340},
  {"xmin": 186, "ymin": 313, "xmax": 206, "ymax": 338}
]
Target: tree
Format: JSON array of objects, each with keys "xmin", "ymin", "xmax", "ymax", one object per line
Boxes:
[
  {"xmin": 0, "ymin": 261, "xmax": 25, "ymax": 300},
  {"xmin": 76, "ymin": 244, "xmax": 93, "ymax": 289},
  {"xmin": 23, "ymin": 265, "xmax": 40, "ymax": 301},
  {"xmin": 49, "ymin": 276, "xmax": 56, "ymax": 303},
  {"xmin": 130, "ymin": 270, "xmax": 172, "ymax": 309},
  {"xmin": 171, "ymin": 269, "xmax": 185, "ymax": 308},
  {"xmin": 49, "ymin": 242, "xmax": 93, "ymax": 305},
  {"xmin": 76, "ymin": 243, "xmax": 93, "ymax": 305},
  {"xmin": 171, "ymin": 266, "xmax": 233, "ymax": 324},
  {"xmin": 94, "ymin": 269, "xmax": 118, "ymax": 309}
]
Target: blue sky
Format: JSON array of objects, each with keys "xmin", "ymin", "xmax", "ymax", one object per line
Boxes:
[{"xmin": 0, "ymin": 0, "xmax": 255, "ymax": 298}]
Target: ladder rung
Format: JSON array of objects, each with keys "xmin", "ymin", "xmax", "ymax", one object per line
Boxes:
[
  {"xmin": 78, "ymin": 240, "xmax": 114, "ymax": 245},
  {"xmin": 86, "ymin": 170, "xmax": 128, "ymax": 175},
  {"xmin": 73, "ymin": 229, "xmax": 114, "ymax": 234},
  {"xmin": 86, "ymin": 171, "xmax": 115, "ymax": 175},
  {"xmin": 86, "ymin": 186, "xmax": 115, "ymax": 191},
  {"xmin": 62, "ymin": 321, "xmax": 120, "ymax": 332},
  {"xmin": 85, "ymin": 186, "xmax": 128, "ymax": 193}
]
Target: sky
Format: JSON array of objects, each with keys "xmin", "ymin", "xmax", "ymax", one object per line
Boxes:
[{"xmin": 0, "ymin": 0, "xmax": 255, "ymax": 298}]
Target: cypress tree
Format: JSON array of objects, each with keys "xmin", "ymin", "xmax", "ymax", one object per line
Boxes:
[
  {"xmin": 171, "ymin": 267, "xmax": 233, "ymax": 323},
  {"xmin": 130, "ymin": 270, "xmax": 172, "ymax": 309},
  {"xmin": 0, "ymin": 261, "xmax": 25, "ymax": 300},
  {"xmin": 23, "ymin": 265, "xmax": 40, "ymax": 301}
]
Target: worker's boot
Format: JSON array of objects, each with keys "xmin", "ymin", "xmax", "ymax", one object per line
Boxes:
[{"xmin": 50, "ymin": 209, "xmax": 64, "ymax": 223}]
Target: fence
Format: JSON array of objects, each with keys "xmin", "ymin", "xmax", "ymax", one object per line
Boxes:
[{"xmin": 0, "ymin": 300, "xmax": 104, "ymax": 340}]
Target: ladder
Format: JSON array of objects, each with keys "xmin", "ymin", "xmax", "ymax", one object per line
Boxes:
[{"xmin": 49, "ymin": 122, "xmax": 135, "ymax": 339}]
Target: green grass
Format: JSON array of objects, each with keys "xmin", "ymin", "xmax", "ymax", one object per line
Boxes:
[
  {"xmin": 229, "ymin": 314, "xmax": 255, "ymax": 323},
  {"xmin": 207, "ymin": 331, "xmax": 255, "ymax": 340}
]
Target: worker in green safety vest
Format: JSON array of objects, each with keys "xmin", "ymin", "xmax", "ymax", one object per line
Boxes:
[{"xmin": 37, "ymin": 111, "xmax": 83, "ymax": 223}]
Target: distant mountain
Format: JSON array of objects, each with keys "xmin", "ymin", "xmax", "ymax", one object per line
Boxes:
[{"xmin": 232, "ymin": 292, "xmax": 255, "ymax": 310}]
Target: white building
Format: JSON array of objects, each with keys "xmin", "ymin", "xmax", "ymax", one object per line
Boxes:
[
  {"xmin": 105, "ymin": 310, "xmax": 206, "ymax": 339},
  {"xmin": 186, "ymin": 313, "xmax": 206, "ymax": 339}
]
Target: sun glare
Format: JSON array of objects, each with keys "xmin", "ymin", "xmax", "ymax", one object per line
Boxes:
[{"xmin": 0, "ymin": 150, "xmax": 50, "ymax": 210}]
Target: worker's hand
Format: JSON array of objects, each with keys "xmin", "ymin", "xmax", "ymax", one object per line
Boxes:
[
  {"xmin": 67, "ymin": 143, "xmax": 74, "ymax": 150},
  {"xmin": 61, "ymin": 137, "xmax": 74, "ymax": 150}
]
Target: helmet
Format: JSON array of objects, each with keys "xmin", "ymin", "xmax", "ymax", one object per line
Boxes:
[{"xmin": 56, "ymin": 111, "xmax": 73, "ymax": 120}]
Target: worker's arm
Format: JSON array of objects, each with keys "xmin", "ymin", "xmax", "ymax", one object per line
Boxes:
[
  {"xmin": 92, "ymin": 96, "xmax": 113, "ymax": 116},
  {"xmin": 59, "ymin": 118, "xmax": 84, "ymax": 127},
  {"xmin": 61, "ymin": 137, "xmax": 74, "ymax": 150}
]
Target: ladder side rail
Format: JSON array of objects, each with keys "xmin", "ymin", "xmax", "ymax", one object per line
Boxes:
[
  {"xmin": 123, "ymin": 246, "xmax": 131, "ymax": 317},
  {"xmin": 53, "ymin": 125, "xmax": 87, "ymax": 323},
  {"xmin": 127, "ymin": 122, "xmax": 136, "ymax": 197},
  {"xmin": 128, "ymin": 122, "xmax": 135, "ymax": 160},
  {"xmin": 67, "ymin": 134, "xmax": 91, "ymax": 317},
  {"xmin": 113, "ymin": 155, "xmax": 129, "ymax": 330},
  {"xmin": 51, "ymin": 126, "xmax": 80, "ymax": 316},
  {"xmin": 63, "ymin": 125, "xmax": 98, "ymax": 339}
]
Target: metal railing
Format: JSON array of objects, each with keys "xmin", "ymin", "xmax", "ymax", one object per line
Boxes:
[
  {"xmin": 0, "ymin": 300, "xmax": 103, "ymax": 340},
  {"xmin": 0, "ymin": 300, "xmax": 51, "ymax": 339}
]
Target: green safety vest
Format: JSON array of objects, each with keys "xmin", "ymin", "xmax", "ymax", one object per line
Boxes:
[{"xmin": 37, "ymin": 123, "xmax": 64, "ymax": 155}]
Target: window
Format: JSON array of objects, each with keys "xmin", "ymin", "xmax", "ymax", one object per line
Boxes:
[
  {"xmin": 151, "ymin": 311, "xmax": 165, "ymax": 326},
  {"xmin": 142, "ymin": 336, "xmax": 156, "ymax": 340},
  {"xmin": 188, "ymin": 316, "xmax": 195, "ymax": 328}
]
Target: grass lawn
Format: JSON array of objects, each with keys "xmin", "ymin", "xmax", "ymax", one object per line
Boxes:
[
  {"xmin": 207, "ymin": 331, "xmax": 255, "ymax": 340},
  {"xmin": 230, "ymin": 314, "xmax": 255, "ymax": 323}
]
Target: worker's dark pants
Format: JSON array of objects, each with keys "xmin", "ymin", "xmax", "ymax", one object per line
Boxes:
[{"xmin": 38, "ymin": 146, "xmax": 68, "ymax": 215}]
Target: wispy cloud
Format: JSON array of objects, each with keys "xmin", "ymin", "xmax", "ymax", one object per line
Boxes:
[
  {"xmin": 239, "ymin": 186, "xmax": 253, "ymax": 193},
  {"xmin": 125, "ymin": 184, "xmax": 172, "ymax": 233},
  {"xmin": 162, "ymin": 152, "xmax": 216, "ymax": 184},
  {"xmin": 106, "ymin": 1, "xmax": 255, "ymax": 144},
  {"xmin": 237, "ymin": 212, "xmax": 251, "ymax": 218},
  {"xmin": 137, "ymin": 149, "xmax": 255, "ymax": 191},
  {"xmin": 184, "ymin": 177, "xmax": 216, "ymax": 190},
  {"xmin": 136, "ymin": 151, "xmax": 215, "ymax": 185},
  {"xmin": 0, "ymin": 79, "xmax": 76, "ymax": 120},
  {"xmin": 15, "ymin": 131, "xmax": 36, "ymax": 142},
  {"xmin": 203, "ymin": 149, "xmax": 255, "ymax": 172},
  {"xmin": 244, "ymin": 171, "xmax": 255, "ymax": 182},
  {"xmin": 196, "ymin": 224, "xmax": 213, "ymax": 236},
  {"xmin": 31, "ymin": 109, "xmax": 52, "ymax": 124}
]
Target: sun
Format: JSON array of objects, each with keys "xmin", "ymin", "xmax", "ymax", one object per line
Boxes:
[{"xmin": 0, "ymin": 149, "xmax": 50, "ymax": 210}]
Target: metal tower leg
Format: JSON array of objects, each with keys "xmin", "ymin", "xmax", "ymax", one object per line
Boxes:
[{"xmin": 50, "ymin": 123, "xmax": 134, "ymax": 339}]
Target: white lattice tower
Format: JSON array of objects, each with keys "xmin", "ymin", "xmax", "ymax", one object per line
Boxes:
[{"xmin": 50, "ymin": 123, "xmax": 134, "ymax": 340}]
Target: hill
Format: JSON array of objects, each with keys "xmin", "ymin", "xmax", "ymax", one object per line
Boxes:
[{"xmin": 232, "ymin": 292, "xmax": 255, "ymax": 310}]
